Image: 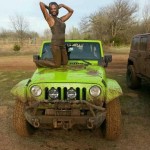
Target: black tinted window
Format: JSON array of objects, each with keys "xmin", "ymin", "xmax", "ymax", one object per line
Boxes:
[
  {"xmin": 42, "ymin": 43, "xmax": 52, "ymax": 59},
  {"xmin": 140, "ymin": 36, "xmax": 147, "ymax": 51},
  {"xmin": 147, "ymin": 36, "xmax": 150, "ymax": 51},
  {"xmin": 131, "ymin": 37, "xmax": 140, "ymax": 50},
  {"xmin": 41, "ymin": 42, "xmax": 101, "ymax": 60},
  {"xmin": 66, "ymin": 42, "xmax": 101, "ymax": 60}
]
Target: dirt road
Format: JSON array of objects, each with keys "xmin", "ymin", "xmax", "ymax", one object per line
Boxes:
[{"xmin": 0, "ymin": 54, "xmax": 150, "ymax": 150}]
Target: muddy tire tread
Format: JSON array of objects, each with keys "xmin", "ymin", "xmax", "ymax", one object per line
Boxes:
[
  {"xmin": 126, "ymin": 65, "xmax": 141, "ymax": 89},
  {"xmin": 13, "ymin": 99, "xmax": 35, "ymax": 136},
  {"xmin": 102, "ymin": 98, "xmax": 121, "ymax": 140}
]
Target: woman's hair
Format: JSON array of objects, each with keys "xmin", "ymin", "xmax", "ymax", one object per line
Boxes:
[
  {"xmin": 49, "ymin": 2, "xmax": 59, "ymax": 8},
  {"xmin": 49, "ymin": 2, "xmax": 59, "ymax": 15}
]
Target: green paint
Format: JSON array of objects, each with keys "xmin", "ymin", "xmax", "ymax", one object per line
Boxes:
[
  {"xmin": 105, "ymin": 79, "xmax": 123, "ymax": 103},
  {"xmin": 30, "ymin": 65, "xmax": 105, "ymax": 84},
  {"xmin": 11, "ymin": 79, "xmax": 30, "ymax": 102},
  {"xmin": 11, "ymin": 40, "xmax": 122, "ymax": 104}
]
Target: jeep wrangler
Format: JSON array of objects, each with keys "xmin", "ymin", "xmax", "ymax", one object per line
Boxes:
[
  {"xmin": 11, "ymin": 40, "xmax": 122, "ymax": 140},
  {"xmin": 126, "ymin": 33, "xmax": 150, "ymax": 89}
]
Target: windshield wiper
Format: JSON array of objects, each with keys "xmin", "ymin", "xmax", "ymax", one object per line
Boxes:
[
  {"xmin": 81, "ymin": 59, "xmax": 92, "ymax": 66},
  {"xmin": 71, "ymin": 59, "xmax": 92, "ymax": 66},
  {"xmin": 81, "ymin": 59, "xmax": 92, "ymax": 65}
]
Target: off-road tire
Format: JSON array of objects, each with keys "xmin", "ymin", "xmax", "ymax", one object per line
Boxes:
[
  {"xmin": 101, "ymin": 98, "xmax": 121, "ymax": 140},
  {"xmin": 126, "ymin": 65, "xmax": 141, "ymax": 89},
  {"xmin": 13, "ymin": 99, "xmax": 35, "ymax": 136}
]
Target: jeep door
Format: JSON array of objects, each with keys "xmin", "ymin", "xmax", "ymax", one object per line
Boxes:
[
  {"xmin": 145, "ymin": 35, "xmax": 150, "ymax": 77},
  {"xmin": 138, "ymin": 36, "xmax": 147, "ymax": 76},
  {"xmin": 129, "ymin": 36, "xmax": 139, "ymax": 73}
]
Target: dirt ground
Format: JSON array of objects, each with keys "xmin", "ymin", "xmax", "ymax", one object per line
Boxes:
[{"xmin": 0, "ymin": 54, "xmax": 150, "ymax": 150}]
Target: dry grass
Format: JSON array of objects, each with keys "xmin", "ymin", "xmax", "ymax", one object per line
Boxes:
[
  {"xmin": 0, "ymin": 43, "xmax": 130, "ymax": 57},
  {"xmin": 0, "ymin": 69, "xmax": 150, "ymax": 150},
  {"xmin": 0, "ymin": 43, "xmax": 41, "ymax": 56},
  {"xmin": 0, "ymin": 53, "xmax": 150, "ymax": 149},
  {"xmin": 104, "ymin": 45, "xmax": 130, "ymax": 54}
]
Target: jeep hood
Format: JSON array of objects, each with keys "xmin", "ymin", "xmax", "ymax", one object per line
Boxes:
[{"xmin": 30, "ymin": 65, "xmax": 106, "ymax": 84}]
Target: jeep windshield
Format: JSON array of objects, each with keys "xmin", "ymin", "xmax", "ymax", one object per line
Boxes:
[{"xmin": 41, "ymin": 42, "xmax": 101, "ymax": 61}]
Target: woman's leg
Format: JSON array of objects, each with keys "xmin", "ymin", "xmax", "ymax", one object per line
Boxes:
[
  {"xmin": 34, "ymin": 45, "xmax": 61, "ymax": 68},
  {"xmin": 51, "ymin": 45, "xmax": 61, "ymax": 67},
  {"xmin": 61, "ymin": 45, "xmax": 68, "ymax": 65}
]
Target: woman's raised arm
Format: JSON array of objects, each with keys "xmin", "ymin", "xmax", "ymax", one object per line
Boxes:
[{"xmin": 59, "ymin": 4, "xmax": 74, "ymax": 22}]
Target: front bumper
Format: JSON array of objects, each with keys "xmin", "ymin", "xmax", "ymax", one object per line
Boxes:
[{"xmin": 24, "ymin": 100, "xmax": 106, "ymax": 130}]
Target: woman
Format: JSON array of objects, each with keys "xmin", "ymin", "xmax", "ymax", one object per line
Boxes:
[{"xmin": 34, "ymin": 2, "xmax": 74, "ymax": 67}]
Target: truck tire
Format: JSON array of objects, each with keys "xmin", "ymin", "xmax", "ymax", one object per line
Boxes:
[
  {"xmin": 126, "ymin": 65, "xmax": 141, "ymax": 89},
  {"xmin": 101, "ymin": 98, "xmax": 121, "ymax": 140},
  {"xmin": 13, "ymin": 99, "xmax": 35, "ymax": 136}
]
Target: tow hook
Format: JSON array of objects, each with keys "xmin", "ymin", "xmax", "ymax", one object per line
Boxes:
[
  {"xmin": 32, "ymin": 118, "xmax": 40, "ymax": 128},
  {"xmin": 87, "ymin": 112, "xmax": 106, "ymax": 129},
  {"xmin": 87, "ymin": 118, "xmax": 94, "ymax": 129},
  {"xmin": 63, "ymin": 121, "xmax": 70, "ymax": 130}
]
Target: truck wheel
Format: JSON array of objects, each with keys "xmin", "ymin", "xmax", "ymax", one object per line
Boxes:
[
  {"xmin": 13, "ymin": 99, "xmax": 35, "ymax": 136},
  {"xmin": 101, "ymin": 98, "xmax": 121, "ymax": 140},
  {"xmin": 126, "ymin": 65, "xmax": 141, "ymax": 89}
]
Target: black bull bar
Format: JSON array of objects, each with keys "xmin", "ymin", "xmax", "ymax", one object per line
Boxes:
[{"xmin": 24, "ymin": 100, "xmax": 106, "ymax": 130}]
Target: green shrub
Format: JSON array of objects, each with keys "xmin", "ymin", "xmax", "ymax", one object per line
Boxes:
[{"xmin": 13, "ymin": 44, "xmax": 21, "ymax": 51}]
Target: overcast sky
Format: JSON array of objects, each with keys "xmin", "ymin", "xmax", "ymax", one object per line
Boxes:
[{"xmin": 0, "ymin": 0, "xmax": 149, "ymax": 35}]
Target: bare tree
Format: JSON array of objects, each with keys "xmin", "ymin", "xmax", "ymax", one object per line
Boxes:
[
  {"xmin": 10, "ymin": 14, "xmax": 29, "ymax": 45},
  {"xmin": 141, "ymin": 2, "xmax": 150, "ymax": 32},
  {"xmin": 108, "ymin": 0, "xmax": 138, "ymax": 38},
  {"xmin": 43, "ymin": 29, "xmax": 52, "ymax": 40},
  {"xmin": 80, "ymin": 0, "xmax": 138, "ymax": 44},
  {"xmin": 89, "ymin": 9, "xmax": 110, "ymax": 41},
  {"xmin": 79, "ymin": 17, "xmax": 91, "ymax": 39},
  {"xmin": 66, "ymin": 27, "xmax": 81, "ymax": 40},
  {"xmin": 0, "ymin": 28, "xmax": 17, "ymax": 41},
  {"xmin": 80, "ymin": 16, "xmax": 91, "ymax": 34}
]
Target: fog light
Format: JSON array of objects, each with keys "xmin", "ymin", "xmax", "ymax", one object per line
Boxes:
[
  {"xmin": 67, "ymin": 88, "xmax": 76, "ymax": 99},
  {"xmin": 49, "ymin": 87, "xmax": 59, "ymax": 99}
]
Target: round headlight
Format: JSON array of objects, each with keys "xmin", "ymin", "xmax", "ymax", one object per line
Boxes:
[
  {"xmin": 67, "ymin": 88, "xmax": 77, "ymax": 99},
  {"xmin": 49, "ymin": 87, "xmax": 59, "ymax": 99},
  {"xmin": 31, "ymin": 86, "xmax": 42, "ymax": 97},
  {"xmin": 90, "ymin": 86, "xmax": 101, "ymax": 97}
]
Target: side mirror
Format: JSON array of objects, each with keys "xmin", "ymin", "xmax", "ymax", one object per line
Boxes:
[
  {"xmin": 33, "ymin": 54, "xmax": 40, "ymax": 61},
  {"xmin": 104, "ymin": 54, "xmax": 112, "ymax": 67}
]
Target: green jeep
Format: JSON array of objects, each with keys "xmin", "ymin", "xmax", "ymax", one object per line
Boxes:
[{"xmin": 11, "ymin": 40, "xmax": 122, "ymax": 140}]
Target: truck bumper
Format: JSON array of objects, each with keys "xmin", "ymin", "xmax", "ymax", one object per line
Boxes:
[{"xmin": 24, "ymin": 100, "xmax": 106, "ymax": 130}]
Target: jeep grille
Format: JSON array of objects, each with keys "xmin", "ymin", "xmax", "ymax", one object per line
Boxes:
[{"xmin": 45, "ymin": 87, "xmax": 87, "ymax": 100}]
